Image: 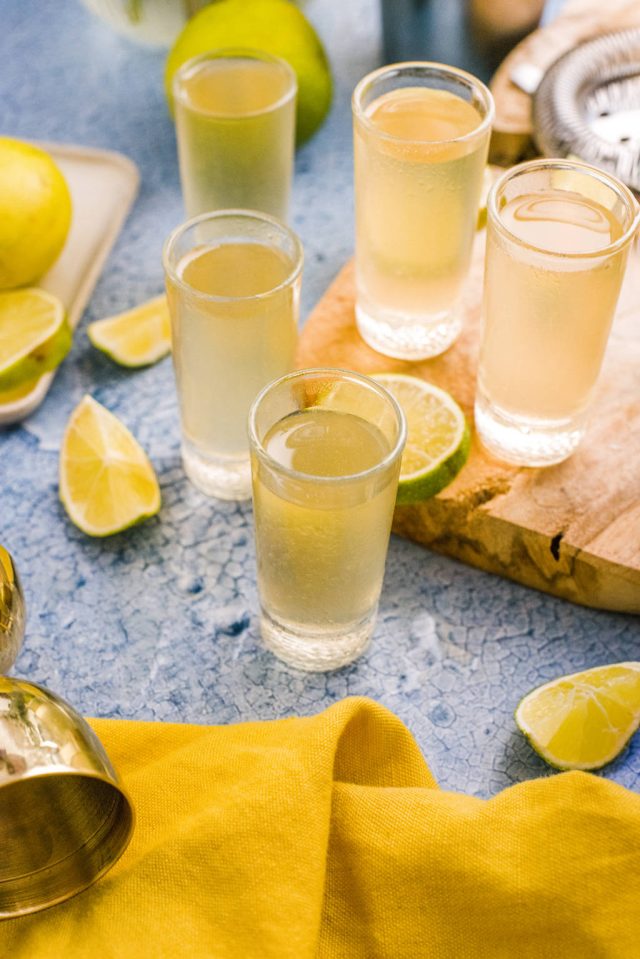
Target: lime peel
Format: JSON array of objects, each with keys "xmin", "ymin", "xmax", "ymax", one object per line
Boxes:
[{"xmin": 515, "ymin": 662, "xmax": 640, "ymax": 771}]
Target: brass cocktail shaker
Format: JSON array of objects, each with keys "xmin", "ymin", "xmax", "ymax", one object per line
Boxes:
[{"xmin": 0, "ymin": 545, "xmax": 134, "ymax": 917}]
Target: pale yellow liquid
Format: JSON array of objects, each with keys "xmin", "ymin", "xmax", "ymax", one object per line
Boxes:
[
  {"xmin": 479, "ymin": 190, "xmax": 627, "ymax": 421},
  {"xmin": 355, "ymin": 86, "xmax": 489, "ymax": 341},
  {"xmin": 174, "ymin": 57, "xmax": 295, "ymax": 218},
  {"xmin": 166, "ymin": 242, "xmax": 298, "ymax": 459},
  {"xmin": 253, "ymin": 408, "xmax": 399, "ymax": 631}
]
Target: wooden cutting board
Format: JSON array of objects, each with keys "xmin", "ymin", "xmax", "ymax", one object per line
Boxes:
[{"xmin": 296, "ymin": 231, "xmax": 640, "ymax": 615}]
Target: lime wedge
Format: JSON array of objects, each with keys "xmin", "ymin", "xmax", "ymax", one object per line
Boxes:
[
  {"xmin": 373, "ymin": 373, "xmax": 470, "ymax": 504},
  {"xmin": 60, "ymin": 395, "xmax": 161, "ymax": 537},
  {"xmin": 0, "ymin": 288, "xmax": 71, "ymax": 390},
  {"xmin": 88, "ymin": 295, "xmax": 171, "ymax": 367},
  {"xmin": 515, "ymin": 662, "xmax": 640, "ymax": 771}
]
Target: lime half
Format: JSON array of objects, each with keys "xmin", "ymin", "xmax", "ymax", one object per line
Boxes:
[
  {"xmin": 88, "ymin": 295, "xmax": 171, "ymax": 368},
  {"xmin": 60, "ymin": 396, "xmax": 161, "ymax": 537},
  {"xmin": 373, "ymin": 373, "xmax": 470, "ymax": 504},
  {"xmin": 0, "ymin": 288, "xmax": 71, "ymax": 391},
  {"xmin": 515, "ymin": 662, "xmax": 640, "ymax": 771}
]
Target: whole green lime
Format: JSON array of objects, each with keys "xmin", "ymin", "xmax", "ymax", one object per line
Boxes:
[
  {"xmin": 0, "ymin": 138, "xmax": 72, "ymax": 290},
  {"xmin": 165, "ymin": 0, "xmax": 332, "ymax": 145}
]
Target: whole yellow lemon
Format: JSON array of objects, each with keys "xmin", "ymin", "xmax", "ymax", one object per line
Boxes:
[{"xmin": 0, "ymin": 138, "xmax": 72, "ymax": 290}]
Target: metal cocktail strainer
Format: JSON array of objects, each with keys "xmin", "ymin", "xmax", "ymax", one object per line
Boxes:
[
  {"xmin": 0, "ymin": 546, "xmax": 134, "ymax": 918},
  {"xmin": 533, "ymin": 28, "xmax": 640, "ymax": 192}
]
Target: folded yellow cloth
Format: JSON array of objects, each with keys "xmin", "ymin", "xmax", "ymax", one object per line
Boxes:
[{"xmin": 1, "ymin": 697, "xmax": 638, "ymax": 957}]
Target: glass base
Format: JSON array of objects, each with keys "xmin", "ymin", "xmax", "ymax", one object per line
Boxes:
[
  {"xmin": 355, "ymin": 302, "xmax": 462, "ymax": 360},
  {"xmin": 181, "ymin": 442, "xmax": 252, "ymax": 500},
  {"xmin": 474, "ymin": 395, "xmax": 585, "ymax": 468},
  {"xmin": 259, "ymin": 608, "xmax": 375, "ymax": 672}
]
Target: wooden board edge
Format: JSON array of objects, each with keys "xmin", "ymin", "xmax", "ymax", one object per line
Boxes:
[{"xmin": 392, "ymin": 500, "xmax": 640, "ymax": 615}]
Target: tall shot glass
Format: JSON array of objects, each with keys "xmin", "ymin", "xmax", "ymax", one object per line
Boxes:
[
  {"xmin": 248, "ymin": 369, "xmax": 406, "ymax": 671},
  {"xmin": 475, "ymin": 159, "xmax": 639, "ymax": 467},
  {"xmin": 173, "ymin": 48, "xmax": 297, "ymax": 220},
  {"xmin": 163, "ymin": 210, "xmax": 303, "ymax": 500},
  {"xmin": 352, "ymin": 62, "xmax": 493, "ymax": 361}
]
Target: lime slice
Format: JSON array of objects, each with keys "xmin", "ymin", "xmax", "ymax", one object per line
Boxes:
[
  {"xmin": 0, "ymin": 288, "xmax": 71, "ymax": 390},
  {"xmin": 515, "ymin": 662, "xmax": 640, "ymax": 771},
  {"xmin": 373, "ymin": 373, "xmax": 470, "ymax": 505},
  {"xmin": 88, "ymin": 295, "xmax": 171, "ymax": 368},
  {"xmin": 60, "ymin": 395, "xmax": 161, "ymax": 537}
]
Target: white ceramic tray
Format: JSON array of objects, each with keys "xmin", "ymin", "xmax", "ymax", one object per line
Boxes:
[{"xmin": 0, "ymin": 143, "xmax": 140, "ymax": 426}]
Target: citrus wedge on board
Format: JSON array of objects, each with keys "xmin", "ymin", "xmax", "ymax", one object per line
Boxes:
[
  {"xmin": 88, "ymin": 294, "xmax": 171, "ymax": 367},
  {"xmin": 0, "ymin": 288, "xmax": 71, "ymax": 391},
  {"xmin": 373, "ymin": 373, "xmax": 470, "ymax": 505},
  {"xmin": 515, "ymin": 662, "xmax": 640, "ymax": 771},
  {"xmin": 60, "ymin": 395, "xmax": 161, "ymax": 537}
]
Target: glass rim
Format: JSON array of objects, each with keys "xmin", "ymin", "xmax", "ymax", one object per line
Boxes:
[
  {"xmin": 488, "ymin": 158, "xmax": 640, "ymax": 259},
  {"xmin": 248, "ymin": 367, "xmax": 408, "ymax": 486},
  {"xmin": 162, "ymin": 209, "xmax": 304, "ymax": 304},
  {"xmin": 352, "ymin": 60, "xmax": 494, "ymax": 146},
  {"xmin": 172, "ymin": 47, "xmax": 297, "ymax": 119}
]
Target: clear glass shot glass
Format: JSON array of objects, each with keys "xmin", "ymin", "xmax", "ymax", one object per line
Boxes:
[
  {"xmin": 163, "ymin": 210, "xmax": 303, "ymax": 500},
  {"xmin": 352, "ymin": 61, "xmax": 494, "ymax": 361},
  {"xmin": 248, "ymin": 368, "xmax": 406, "ymax": 672},
  {"xmin": 173, "ymin": 48, "xmax": 297, "ymax": 220},
  {"xmin": 475, "ymin": 158, "xmax": 639, "ymax": 467}
]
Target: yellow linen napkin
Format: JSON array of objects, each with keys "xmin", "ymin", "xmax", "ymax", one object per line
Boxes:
[{"xmin": 1, "ymin": 696, "xmax": 638, "ymax": 958}]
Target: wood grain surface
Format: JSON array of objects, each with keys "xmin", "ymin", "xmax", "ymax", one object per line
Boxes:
[{"xmin": 297, "ymin": 232, "xmax": 640, "ymax": 614}]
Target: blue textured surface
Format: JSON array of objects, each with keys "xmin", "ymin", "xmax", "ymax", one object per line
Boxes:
[{"xmin": 1, "ymin": 0, "xmax": 639, "ymax": 798}]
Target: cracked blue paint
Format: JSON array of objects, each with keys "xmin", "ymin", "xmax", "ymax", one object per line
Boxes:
[{"xmin": 0, "ymin": 0, "xmax": 638, "ymax": 799}]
